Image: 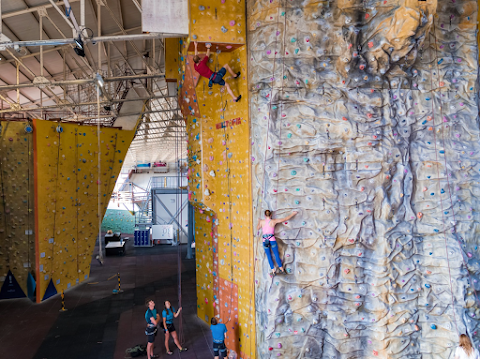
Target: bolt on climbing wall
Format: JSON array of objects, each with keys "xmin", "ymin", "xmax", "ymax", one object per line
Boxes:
[
  {"xmin": 248, "ymin": 0, "xmax": 480, "ymax": 357},
  {"xmin": 0, "ymin": 121, "xmax": 35, "ymax": 299},
  {"xmin": 34, "ymin": 119, "xmax": 135, "ymax": 302},
  {"xmin": 184, "ymin": 1, "xmax": 256, "ymax": 357}
]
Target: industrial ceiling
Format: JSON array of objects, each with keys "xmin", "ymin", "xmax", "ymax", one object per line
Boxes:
[{"xmin": 0, "ymin": 0, "xmax": 186, "ymax": 165}]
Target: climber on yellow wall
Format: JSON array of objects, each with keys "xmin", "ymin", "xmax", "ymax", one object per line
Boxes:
[
  {"xmin": 193, "ymin": 41, "xmax": 242, "ymax": 102},
  {"xmin": 257, "ymin": 210, "xmax": 297, "ymax": 278}
]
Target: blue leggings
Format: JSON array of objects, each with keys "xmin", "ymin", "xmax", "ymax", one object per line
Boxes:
[{"xmin": 263, "ymin": 241, "xmax": 282, "ymax": 270}]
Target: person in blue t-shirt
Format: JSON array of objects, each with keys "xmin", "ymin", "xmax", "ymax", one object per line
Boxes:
[
  {"xmin": 144, "ymin": 299, "xmax": 160, "ymax": 359},
  {"xmin": 162, "ymin": 300, "xmax": 187, "ymax": 355},
  {"xmin": 210, "ymin": 317, "xmax": 228, "ymax": 359}
]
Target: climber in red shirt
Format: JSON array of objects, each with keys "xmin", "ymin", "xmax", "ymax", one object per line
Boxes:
[{"xmin": 193, "ymin": 41, "xmax": 241, "ymax": 102}]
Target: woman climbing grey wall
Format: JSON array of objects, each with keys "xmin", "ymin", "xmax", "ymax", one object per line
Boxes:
[{"xmin": 257, "ymin": 209, "xmax": 297, "ymax": 278}]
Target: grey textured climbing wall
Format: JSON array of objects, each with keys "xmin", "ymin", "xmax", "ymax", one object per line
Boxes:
[{"xmin": 248, "ymin": 0, "xmax": 479, "ymax": 357}]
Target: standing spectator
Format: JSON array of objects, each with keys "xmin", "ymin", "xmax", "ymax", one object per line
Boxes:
[
  {"xmin": 455, "ymin": 334, "xmax": 479, "ymax": 359},
  {"xmin": 144, "ymin": 299, "xmax": 160, "ymax": 359},
  {"xmin": 210, "ymin": 317, "xmax": 228, "ymax": 359},
  {"xmin": 162, "ymin": 301, "xmax": 187, "ymax": 354}
]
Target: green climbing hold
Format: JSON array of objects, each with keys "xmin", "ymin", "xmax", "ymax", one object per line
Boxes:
[
  {"xmin": 287, "ymin": 133, "xmax": 292, "ymax": 138},
  {"xmin": 291, "ymin": 38, "xmax": 296, "ymax": 43},
  {"xmin": 291, "ymin": 170, "xmax": 297, "ymax": 175}
]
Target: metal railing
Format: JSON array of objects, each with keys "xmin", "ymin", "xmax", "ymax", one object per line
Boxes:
[{"xmin": 134, "ymin": 175, "xmax": 187, "ymax": 226}]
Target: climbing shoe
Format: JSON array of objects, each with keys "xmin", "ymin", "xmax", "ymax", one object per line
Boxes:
[
  {"xmin": 180, "ymin": 347, "xmax": 188, "ymax": 352},
  {"xmin": 235, "ymin": 71, "xmax": 241, "ymax": 79},
  {"xmin": 235, "ymin": 95, "xmax": 242, "ymax": 102}
]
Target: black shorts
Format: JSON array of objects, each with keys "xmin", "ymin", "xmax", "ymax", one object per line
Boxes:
[
  {"xmin": 145, "ymin": 326, "xmax": 157, "ymax": 343},
  {"xmin": 213, "ymin": 342, "xmax": 227, "ymax": 358},
  {"xmin": 212, "ymin": 68, "xmax": 227, "ymax": 86},
  {"xmin": 163, "ymin": 323, "xmax": 175, "ymax": 333}
]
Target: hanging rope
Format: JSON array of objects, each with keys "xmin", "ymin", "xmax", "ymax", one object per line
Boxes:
[
  {"xmin": 51, "ymin": 122, "xmax": 62, "ymax": 276},
  {"xmin": 427, "ymin": 19, "xmax": 480, "ymax": 335},
  {"xmin": 176, "ymin": 37, "xmax": 185, "ymax": 345},
  {"xmin": 97, "ymin": 88, "xmax": 103, "ymax": 264},
  {"xmin": 75, "ymin": 127, "xmax": 79, "ymax": 277}
]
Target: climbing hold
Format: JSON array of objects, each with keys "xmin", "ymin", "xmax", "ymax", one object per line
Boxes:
[
  {"xmin": 229, "ymin": 20, "xmax": 236, "ymax": 26},
  {"xmin": 430, "ymin": 324, "xmax": 437, "ymax": 330},
  {"xmin": 56, "ymin": 125, "xmax": 63, "ymax": 133},
  {"xmin": 221, "ymin": 26, "xmax": 228, "ymax": 33},
  {"xmin": 199, "ymin": 5, "xmax": 205, "ymax": 10}
]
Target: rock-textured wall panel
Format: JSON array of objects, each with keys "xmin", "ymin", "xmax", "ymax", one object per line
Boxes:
[{"xmin": 248, "ymin": 0, "xmax": 479, "ymax": 358}]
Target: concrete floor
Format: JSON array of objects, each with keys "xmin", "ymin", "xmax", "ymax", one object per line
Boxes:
[{"xmin": 0, "ymin": 239, "xmax": 214, "ymax": 359}]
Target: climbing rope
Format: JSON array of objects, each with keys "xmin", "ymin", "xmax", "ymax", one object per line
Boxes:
[
  {"xmin": 96, "ymin": 88, "xmax": 103, "ymax": 264},
  {"xmin": 427, "ymin": 18, "xmax": 480, "ymax": 335},
  {"xmin": 75, "ymin": 127, "xmax": 79, "ymax": 277},
  {"xmin": 176, "ymin": 38, "xmax": 185, "ymax": 345},
  {"xmin": 217, "ymin": 71, "xmax": 236, "ymax": 326}
]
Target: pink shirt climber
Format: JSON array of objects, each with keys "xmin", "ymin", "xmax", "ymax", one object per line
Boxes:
[{"xmin": 262, "ymin": 220, "xmax": 275, "ymax": 242}]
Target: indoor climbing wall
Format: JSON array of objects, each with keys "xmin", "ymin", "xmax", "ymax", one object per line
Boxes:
[
  {"xmin": 249, "ymin": 0, "xmax": 480, "ymax": 358},
  {"xmin": 185, "ymin": 1, "xmax": 256, "ymax": 358},
  {"xmin": 0, "ymin": 121, "xmax": 35, "ymax": 299},
  {"xmin": 194, "ymin": 207, "xmax": 217, "ymax": 323},
  {"xmin": 101, "ymin": 209, "xmax": 135, "ymax": 234},
  {"xmin": 34, "ymin": 119, "xmax": 135, "ymax": 302}
]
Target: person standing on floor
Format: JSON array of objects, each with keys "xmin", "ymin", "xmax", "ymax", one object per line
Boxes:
[
  {"xmin": 455, "ymin": 334, "xmax": 480, "ymax": 359},
  {"xmin": 193, "ymin": 41, "xmax": 242, "ymax": 102},
  {"xmin": 163, "ymin": 301, "xmax": 187, "ymax": 355},
  {"xmin": 210, "ymin": 317, "xmax": 228, "ymax": 359},
  {"xmin": 145, "ymin": 299, "xmax": 160, "ymax": 359},
  {"xmin": 257, "ymin": 209, "xmax": 298, "ymax": 278}
]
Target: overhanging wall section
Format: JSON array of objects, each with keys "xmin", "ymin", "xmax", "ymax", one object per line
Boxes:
[{"xmin": 34, "ymin": 119, "xmax": 135, "ymax": 302}]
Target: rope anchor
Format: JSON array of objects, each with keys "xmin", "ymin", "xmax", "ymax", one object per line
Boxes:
[
  {"xmin": 113, "ymin": 272, "xmax": 124, "ymax": 294},
  {"xmin": 59, "ymin": 291, "xmax": 68, "ymax": 312}
]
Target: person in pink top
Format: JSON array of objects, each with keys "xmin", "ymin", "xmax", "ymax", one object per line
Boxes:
[
  {"xmin": 257, "ymin": 209, "xmax": 297, "ymax": 278},
  {"xmin": 193, "ymin": 41, "xmax": 242, "ymax": 102}
]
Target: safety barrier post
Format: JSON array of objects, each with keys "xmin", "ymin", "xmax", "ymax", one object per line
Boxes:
[
  {"xmin": 59, "ymin": 291, "xmax": 68, "ymax": 312},
  {"xmin": 117, "ymin": 272, "xmax": 124, "ymax": 293}
]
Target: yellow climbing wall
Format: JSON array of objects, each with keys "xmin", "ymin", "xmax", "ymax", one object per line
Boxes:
[
  {"xmin": 33, "ymin": 119, "xmax": 135, "ymax": 302},
  {"xmin": 190, "ymin": 0, "xmax": 246, "ymax": 44},
  {"xmin": 0, "ymin": 121, "xmax": 35, "ymax": 298},
  {"xmin": 184, "ymin": 1, "xmax": 255, "ymax": 355},
  {"xmin": 194, "ymin": 207, "xmax": 216, "ymax": 322},
  {"xmin": 165, "ymin": 38, "xmax": 181, "ymax": 81}
]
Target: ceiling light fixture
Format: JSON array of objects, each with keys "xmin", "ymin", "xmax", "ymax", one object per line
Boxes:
[{"xmin": 74, "ymin": 36, "xmax": 85, "ymax": 57}]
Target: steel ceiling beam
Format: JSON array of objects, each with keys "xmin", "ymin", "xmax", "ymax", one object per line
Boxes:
[
  {"xmin": 0, "ymin": 72, "xmax": 165, "ymax": 90},
  {"xmin": 0, "ymin": 94, "xmax": 175, "ymax": 113},
  {"xmin": 0, "ymin": 33, "xmax": 183, "ymax": 50},
  {"xmin": 2, "ymin": 1, "xmax": 80, "ymax": 19}
]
